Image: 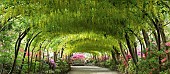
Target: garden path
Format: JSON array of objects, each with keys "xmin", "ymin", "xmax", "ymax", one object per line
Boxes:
[{"xmin": 68, "ymin": 66, "xmax": 119, "ymax": 74}]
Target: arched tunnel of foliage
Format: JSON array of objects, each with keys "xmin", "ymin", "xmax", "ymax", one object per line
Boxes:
[{"xmin": 1, "ymin": 0, "xmax": 170, "ymax": 74}]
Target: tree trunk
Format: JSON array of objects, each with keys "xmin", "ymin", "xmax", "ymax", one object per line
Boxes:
[
  {"xmin": 27, "ymin": 32, "xmax": 41, "ymax": 74},
  {"xmin": 125, "ymin": 32, "xmax": 137, "ymax": 65},
  {"xmin": 113, "ymin": 46, "xmax": 120, "ymax": 62},
  {"xmin": 125, "ymin": 32, "xmax": 138, "ymax": 74},
  {"xmin": 19, "ymin": 39, "xmax": 31, "ymax": 74},
  {"xmin": 153, "ymin": 31, "xmax": 158, "ymax": 45},
  {"xmin": 42, "ymin": 42, "xmax": 50, "ymax": 73},
  {"xmin": 54, "ymin": 52, "xmax": 57, "ymax": 62},
  {"xmin": 47, "ymin": 49, "xmax": 49, "ymax": 74},
  {"xmin": 142, "ymin": 29, "xmax": 150, "ymax": 48},
  {"xmin": 60, "ymin": 48, "xmax": 64, "ymax": 58},
  {"xmin": 38, "ymin": 40, "xmax": 45, "ymax": 73},
  {"xmin": 27, "ymin": 46, "xmax": 30, "ymax": 74},
  {"xmin": 134, "ymin": 42, "xmax": 138, "ymax": 62},
  {"xmin": 30, "ymin": 46, "xmax": 35, "ymax": 71},
  {"xmin": 142, "ymin": 29, "xmax": 151, "ymax": 58},
  {"xmin": 128, "ymin": 29, "xmax": 144, "ymax": 58},
  {"xmin": 111, "ymin": 50, "xmax": 118, "ymax": 65},
  {"xmin": 140, "ymin": 42, "xmax": 143, "ymax": 58},
  {"xmin": 34, "ymin": 55, "xmax": 37, "ymax": 73},
  {"xmin": 156, "ymin": 25, "xmax": 162, "ymax": 72},
  {"xmin": 9, "ymin": 28, "xmax": 30, "ymax": 74},
  {"xmin": 39, "ymin": 50, "xmax": 41, "ymax": 73},
  {"xmin": 119, "ymin": 41, "xmax": 128, "ymax": 65},
  {"xmin": 151, "ymin": 18, "xmax": 161, "ymax": 72}
]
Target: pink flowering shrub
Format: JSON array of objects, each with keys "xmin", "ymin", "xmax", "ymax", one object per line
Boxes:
[
  {"xmin": 101, "ymin": 56, "xmax": 109, "ymax": 61},
  {"xmin": 165, "ymin": 42, "xmax": 170, "ymax": 46},
  {"xmin": 71, "ymin": 54, "xmax": 85, "ymax": 60},
  {"xmin": 49, "ymin": 58, "xmax": 56, "ymax": 69}
]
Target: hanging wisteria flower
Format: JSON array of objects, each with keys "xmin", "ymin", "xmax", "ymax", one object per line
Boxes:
[{"xmin": 165, "ymin": 42, "xmax": 170, "ymax": 46}]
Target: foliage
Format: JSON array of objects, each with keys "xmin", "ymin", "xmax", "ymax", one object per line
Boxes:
[
  {"xmin": 0, "ymin": 0, "xmax": 170, "ymax": 74},
  {"xmin": 55, "ymin": 58, "xmax": 70, "ymax": 73},
  {"xmin": 95, "ymin": 59, "xmax": 118, "ymax": 71}
]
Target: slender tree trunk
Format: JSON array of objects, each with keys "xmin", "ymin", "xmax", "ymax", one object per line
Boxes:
[
  {"xmin": 27, "ymin": 46, "xmax": 30, "ymax": 74},
  {"xmin": 153, "ymin": 31, "xmax": 158, "ymax": 45},
  {"xmin": 122, "ymin": 43, "xmax": 128, "ymax": 55},
  {"xmin": 19, "ymin": 32, "xmax": 41, "ymax": 74},
  {"xmin": 142, "ymin": 29, "xmax": 151, "ymax": 58},
  {"xmin": 42, "ymin": 49, "xmax": 45, "ymax": 73},
  {"xmin": 113, "ymin": 46, "xmax": 120, "ymax": 62},
  {"xmin": 125, "ymin": 32, "xmax": 137, "ymax": 65},
  {"xmin": 18, "ymin": 39, "xmax": 31, "ymax": 74},
  {"xmin": 111, "ymin": 50, "xmax": 118, "ymax": 65},
  {"xmin": 47, "ymin": 49, "xmax": 49, "ymax": 74},
  {"xmin": 54, "ymin": 52, "xmax": 57, "ymax": 62},
  {"xmin": 144, "ymin": 9, "xmax": 164, "ymax": 72},
  {"xmin": 42, "ymin": 42, "xmax": 50, "ymax": 73},
  {"xmin": 151, "ymin": 18, "xmax": 162, "ymax": 72},
  {"xmin": 140, "ymin": 42, "xmax": 143, "ymax": 58},
  {"xmin": 27, "ymin": 32, "xmax": 41, "ymax": 74},
  {"xmin": 9, "ymin": 28, "xmax": 30, "ymax": 74},
  {"xmin": 39, "ymin": 50, "xmax": 42, "ymax": 73},
  {"xmin": 119, "ymin": 41, "xmax": 128, "ymax": 65},
  {"xmin": 11, "ymin": 37, "xmax": 21, "ymax": 74},
  {"xmin": 30, "ymin": 46, "xmax": 35, "ymax": 71},
  {"xmin": 128, "ymin": 29, "xmax": 144, "ymax": 58},
  {"xmin": 125, "ymin": 32, "xmax": 139, "ymax": 74},
  {"xmin": 38, "ymin": 40, "xmax": 45, "ymax": 73},
  {"xmin": 134, "ymin": 42, "xmax": 138, "ymax": 62},
  {"xmin": 60, "ymin": 48, "xmax": 64, "ymax": 58},
  {"xmin": 142, "ymin": 29, "xmax": 150, "ymax": 48},
  {"xmin": 34, "ymin": 55, "xmax": 37, "ymax": 73},
  {"xmin": 157, "ymin": 26, "xmax": 162, "ymax": 72}
]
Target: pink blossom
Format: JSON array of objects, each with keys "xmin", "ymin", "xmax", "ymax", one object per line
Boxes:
[
  {"xmin": 165, "ymin": 42, "xmax": 170, "ymax": 46},
  {"xmin": 142, "ymin": 54, "xmax": 146, "ymax": 59},
  {"xmin": 161, "ymin": 58, "xmax": 167, "ymax": 63},
  {"xmin": 165, "ymin": 50, "xmax": 169, "ymax": 54},
  {"xmin": 49, "ymin": 58, "xmax": 56, "ymax": 68},
  {"xmin": 71, "ymin": 54, "xmax": 85, "ymax": 60},
  {"xmin": 137, "ymin": 52, "xmax": 141, "ymax": 56},
  {"xmin": 126, "ymin": 54, "xmax": 132, "ymax": 59}
]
